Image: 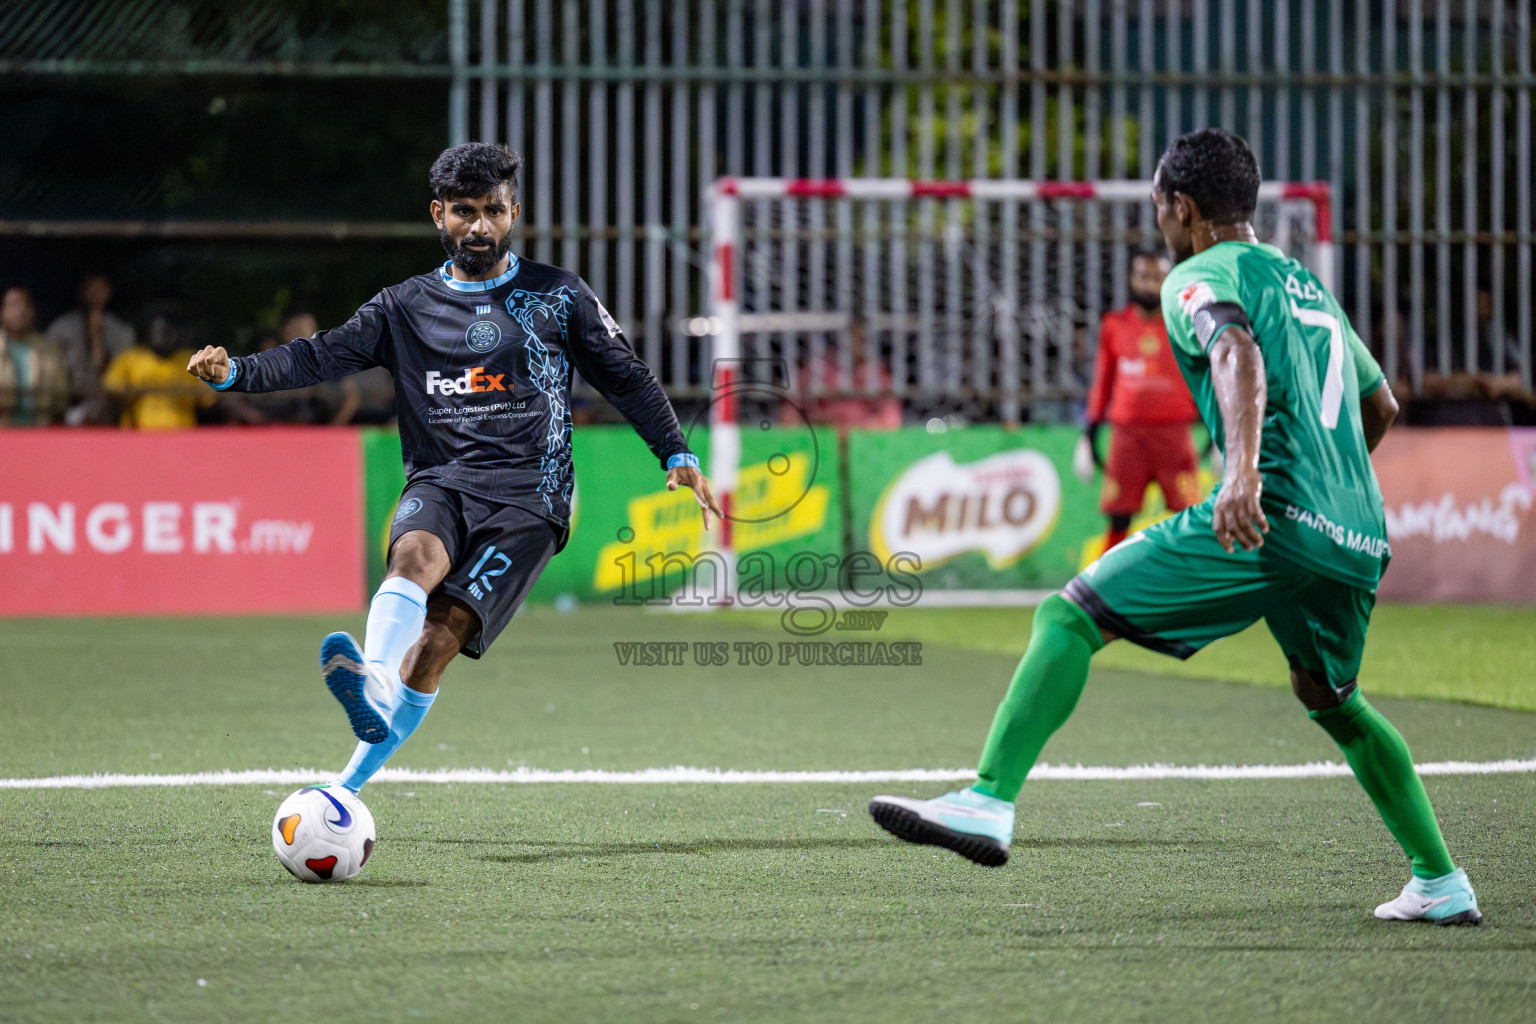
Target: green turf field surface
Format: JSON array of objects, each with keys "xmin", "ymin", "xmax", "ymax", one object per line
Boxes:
[
  {"xmin": 726, "ymin": 602, "xmax": 1536, "ymax": 712},
  {"xmin": 4, "ymin": 606, "xmax": 1534, "ymax": 1023}
]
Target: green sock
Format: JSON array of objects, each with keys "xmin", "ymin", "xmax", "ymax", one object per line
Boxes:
[
  {"xmin": 1310, "ymin": 691, "xmax": 1456, "ymax": 879},
  {"xmin": 975, "ymin": 594, "xmax": 1103, "ymax": 802}
]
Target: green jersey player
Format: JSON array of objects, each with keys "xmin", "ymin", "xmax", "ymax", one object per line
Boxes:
[{"xmin": 870, "ymin": 128, "xmax": 1480, "ymax": 926}]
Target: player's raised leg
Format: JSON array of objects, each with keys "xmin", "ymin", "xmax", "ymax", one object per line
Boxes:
[
  {"xmin": 319, "ymin": 631, "xmax": 391, "ymax": 744},
  {"xmin": 321, "ymin": 527, "xmax": 447, "ymax": 744},
  {"xmin": 332, "ymin": 495, "xmax": 562, "ymax": 793},
  {"xmin": 332, "ymin": 595, "xmax": 473, "ymax": 792}
]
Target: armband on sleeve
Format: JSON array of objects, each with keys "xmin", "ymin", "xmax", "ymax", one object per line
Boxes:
[{"xmin": 1192, "ymin": 301, "xmax": 1251, "ymax": 351}]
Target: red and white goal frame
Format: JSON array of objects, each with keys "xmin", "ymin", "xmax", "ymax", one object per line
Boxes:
[{"xmin": 702, "ymin": 176, "xmax": 1333, "ymax": 586}]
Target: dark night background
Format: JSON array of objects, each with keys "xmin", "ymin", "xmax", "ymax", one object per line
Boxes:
[{"xmin": 0, "ymin": 1, "xmax": 453, "ymax": 350}]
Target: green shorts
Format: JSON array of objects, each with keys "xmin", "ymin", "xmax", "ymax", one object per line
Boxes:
[{"xmin": 1063, "ymin": 501, "xmax": 1375, "ymax": 695}]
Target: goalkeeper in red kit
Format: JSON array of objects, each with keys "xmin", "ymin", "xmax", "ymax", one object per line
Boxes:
[{"xmin": 1075, "ymin": 249, "xmax": 1204, "ymax": 550}]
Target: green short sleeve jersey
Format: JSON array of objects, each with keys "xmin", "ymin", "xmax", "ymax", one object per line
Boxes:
[{"xmin": 1160, "ymin": 241, "xmax": 1391, "ymax": 588}]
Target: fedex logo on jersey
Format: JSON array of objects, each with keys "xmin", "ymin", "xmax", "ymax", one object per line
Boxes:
[{"xmin": 426, "ymin": 367, "xmax": 507, "ymax": 396}]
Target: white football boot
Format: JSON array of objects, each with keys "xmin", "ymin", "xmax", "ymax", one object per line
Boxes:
[
  {"xmin": 1374, "ymin": 867, "xmax": 1483, "ymax": 926},
  {"xmin": 869, "ymin": 788, "xmax": 1014, "ymax": 867}
]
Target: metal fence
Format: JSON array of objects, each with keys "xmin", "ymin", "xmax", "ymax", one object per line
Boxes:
[
  {"xmin": 5, "ymin": 1, "xmax": 1532, "ymax": 402},
  {"xmin": 454, "ymin": 0, "xmax": 1534, "ymax": 402},
  {"xmin": 708, "ymin": 179, "xmax": 1330, "ymax": 425}
]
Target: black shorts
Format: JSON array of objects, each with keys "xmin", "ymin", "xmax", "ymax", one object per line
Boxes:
[{"xmin": 388, "ymin": 482, "xmax": 565, "ymax": 659}]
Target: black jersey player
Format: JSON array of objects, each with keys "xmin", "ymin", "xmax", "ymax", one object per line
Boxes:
[{"xmin": 187, "ymin": 143, "xmax": 720, "ymax": 793}]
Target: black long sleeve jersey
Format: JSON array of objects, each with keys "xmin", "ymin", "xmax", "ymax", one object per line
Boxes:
[{"xmin": 219, "ymin": 256, "xmax": 691, "ymax": 527}]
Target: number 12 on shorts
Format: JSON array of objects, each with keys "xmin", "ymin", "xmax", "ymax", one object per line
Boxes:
[{"xmin": 465, "ymin": 544, "xmax": 512, "ymax": 601}]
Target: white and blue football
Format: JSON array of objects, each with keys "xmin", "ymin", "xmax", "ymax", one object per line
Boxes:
[{"xmin": 271, "ymin": 785, "xmax": 376, "ymax": 883}]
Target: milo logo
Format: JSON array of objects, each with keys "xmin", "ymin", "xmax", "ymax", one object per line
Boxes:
[{"xmin": 870, "ymin": 450, "xmax": 1062, "ymax": 569}]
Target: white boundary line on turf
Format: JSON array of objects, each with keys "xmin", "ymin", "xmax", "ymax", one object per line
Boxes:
[{"xmin": 3, "ymin": 759, "xmax": 1535, "ymax": 790}]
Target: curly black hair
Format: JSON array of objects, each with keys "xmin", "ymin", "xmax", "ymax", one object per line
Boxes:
[
  {"xmin": 1155, "ymin": 128, "xmax": 1260, "ymax": 225},
  {"xmin": 428, "ymin": 142, "xmax": 523, "ymax": 202}
]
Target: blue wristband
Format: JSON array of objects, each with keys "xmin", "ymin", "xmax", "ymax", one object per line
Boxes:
[
  {"xmin": 211, "ymin": 357, "xmax": 240, "ymax": 391},
  {"xmin": 666, "ymin": 452, "xmax": 700, "ymax": 471}
]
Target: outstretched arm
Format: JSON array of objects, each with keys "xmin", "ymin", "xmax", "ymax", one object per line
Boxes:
[
  {"xmin": 187, "ymin": 301, "xmax": 388, "ymax": 393},
  {"xmin": 1208, "ymin": 327, "xmax": 1269, "ymax": 553},
  {"xmin": 567, "ymin": 290, "xmax": 723, "ymax": 528}
]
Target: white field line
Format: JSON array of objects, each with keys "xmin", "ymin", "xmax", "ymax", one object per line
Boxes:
[{"xmin": 2, "ymin": 759, "xmax": 1535, "ymax": 790}]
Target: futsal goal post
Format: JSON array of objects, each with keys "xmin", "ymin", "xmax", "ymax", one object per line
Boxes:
[{"xmin": 702, "ymin": 176, "xmax": 1333, "ymax": 592}]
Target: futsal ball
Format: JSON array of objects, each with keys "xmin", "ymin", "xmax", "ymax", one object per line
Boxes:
[{"xmin": 271, "ymin": 785, "xmax": 376, "ymax": 883}]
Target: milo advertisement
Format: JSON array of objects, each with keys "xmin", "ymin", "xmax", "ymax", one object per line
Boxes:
[{"xmin": 849, "ymin": 426, "xmax": 1103, "ymax": 590}]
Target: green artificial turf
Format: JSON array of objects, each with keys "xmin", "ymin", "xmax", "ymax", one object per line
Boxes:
[
  {"xmin": 3, "ymin": 607, "xmax": 1534, "ymax": 1023},
  {"xmin": 4, "ymin": 607, "xmax": 1534, "ymax": 780},
  {"xmin": 727, "ymin": 603, "xmax": 1536, "ymax": 712},
  {"xmin": 6, "ymin": 778, "xmax": 1536, "ymax": 1024}
]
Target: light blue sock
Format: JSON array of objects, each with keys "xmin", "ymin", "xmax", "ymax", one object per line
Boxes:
[
  {"xmin": 334, "ymin": 685, "xmax": 437, "ymax": 793},
  {"xmin": 363, "ymin": 576, "xmax": 428, "ymax": 687}
]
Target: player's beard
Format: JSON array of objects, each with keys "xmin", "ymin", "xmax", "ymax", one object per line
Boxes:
[
  {"xmin": 1130, "ymin": 290, "xmax": 1160, "ymax": 311},
  {"xmin": 441, "ymin": 228, "xmax": 513, "ymax": 277}
]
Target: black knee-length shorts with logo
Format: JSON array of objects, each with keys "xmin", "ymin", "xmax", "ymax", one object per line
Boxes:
[{"xmin": 388, "ymin": 481, "xmax": 566, "ymax": 658}]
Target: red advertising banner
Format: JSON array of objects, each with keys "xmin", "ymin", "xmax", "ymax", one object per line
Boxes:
[
  {"xmin": 0, "ymin": 429, "xmax": 363, "ymax": 615},
  {"xmin": 1374, "ymin": 427, "xmax": 1536, "ymax": 602}
]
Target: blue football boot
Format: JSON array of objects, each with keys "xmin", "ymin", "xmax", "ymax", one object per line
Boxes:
[{"xmin": 320, "ymin": 632, "xmax": 391, "ymax": 744}]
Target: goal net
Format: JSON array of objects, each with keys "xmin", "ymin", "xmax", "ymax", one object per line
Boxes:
[
  {"xmin": 707, "ymin": 178, "xmax": 1331, "ymax": 425},
  {"xmin": 702, "ymin": 177, "xmax": 1333, "ymax": 574}
]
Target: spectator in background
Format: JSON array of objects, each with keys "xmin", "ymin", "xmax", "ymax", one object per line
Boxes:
[
  {"xmin": 1075, "ymin": 250, "xmax": 1203, "ymax": 551},
  {"xmin": 1471, "ymin": 288, "xmax": 1526, "ymax": 401},
  {"xmin": 281, "ymin": 306, "xmax": 362, "ymax": 424},
  {"xmin": 1454, "ymin": 287, "xmax": 1521, "ymax": 378},
  {"xmin": 781, "ymin": 321, "xmax": 901, "ymax": 435},
  {"xmin": 0, "ymin": 286, "xmax": 70, "ymax": 425},
  {"xmin": 102, "ymin": 306, "xmax": 213, "ymax": 428},
  {"xmin": 218, "ymin": 307, "xmax": 388, "ymax": 426},
  {"xmin": 46, "ymin": 272, "xmax": 136, "ymax": 423},
  {"xmin": 1416, "ymin": 288, "xmax": 1528, "ymax": 407}
]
